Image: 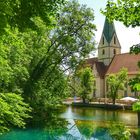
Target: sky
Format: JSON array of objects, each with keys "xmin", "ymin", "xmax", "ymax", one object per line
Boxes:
[{"xmin": 78, "ymin": 0, "xmax": 140, "ymax": 56}]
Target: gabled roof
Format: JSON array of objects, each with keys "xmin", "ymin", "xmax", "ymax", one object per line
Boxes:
[
  {"xmin": 106, "ymin": 53, "xmax": 140, "ymax": 75},
  {"xmin": 95, "ymin": 62, "xmax": 108, "ymax": 78},
  {"xmin": 103, "ymin": 18, "xmax": 116, "ymax": 43}
]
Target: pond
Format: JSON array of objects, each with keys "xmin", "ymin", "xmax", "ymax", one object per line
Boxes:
[{"xmin": 0, "ymin": 106, "xmax": 139, "ymax": 140}]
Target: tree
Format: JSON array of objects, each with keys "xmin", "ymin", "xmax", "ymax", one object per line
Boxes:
[
  {"xmin": 107, "ymin": 68, "xmax": 128, "ymax": 104},
  {"xmin": 132, "ymin": 102, "xmax": 140, "ymax": 126},
  {"xmin": 129, "ymin": 74, "xmax": 140, "ymax": 95},
  {"xmin": 23, "ymin": 0, "xmax": 96, "ymax": 115},
  {"xmin": 102, "ymin": 0, "xmax": 140, "ymax": 27},
  {"xmin": 0, "ymin": 0, "xmax": 66, "ymax": 33},
  {"xmin": 78, "ymin": 67, "xmax": 95, "ymax": 103},
  {"xmin": 0, "ymin": 0, "xmax": 96, "ymax": 128},
  {"xmin": 0, "ymin": 93, "xmax": 31, "ymax": 134}
]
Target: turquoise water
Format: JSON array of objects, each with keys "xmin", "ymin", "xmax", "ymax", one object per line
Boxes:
[{"xmin": 0, "ymin": 106, "xmax": 139, "ymax": 140}]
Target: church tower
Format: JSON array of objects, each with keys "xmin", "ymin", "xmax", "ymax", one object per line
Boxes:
[{"xmin": 98, "ymin": 18, "xmax": 121, "ymax": 66}]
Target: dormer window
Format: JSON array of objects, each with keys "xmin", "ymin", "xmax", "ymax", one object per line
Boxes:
[
  {"xmin": 114, "ymin": 36, "xmax": 116, "ymax": 44},
  {"xmin": 103, "ymin": 36, "xmax": 104, "ymax": 44},
  {"xmin": 102, "ymin": 49, "xmax": 105, "ymax": 55}
]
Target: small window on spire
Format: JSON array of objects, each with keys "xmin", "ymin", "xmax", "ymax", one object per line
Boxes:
[
  {"xmin": 103, "ymin": 36, "xmax": 104, "ymax": 44},
  {"xmin": 102, "ymin": 49, "xmax": 105, "ymax": 55},
  {"xmin": 114, "ymin": 36, "xmax": 116, "ymax": 44}
]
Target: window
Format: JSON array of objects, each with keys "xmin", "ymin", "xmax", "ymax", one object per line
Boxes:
[
  {"xmin": 103, "ymin": 36, "xmax": 104, "ymax": 44},
  {"xmin": 113, "ymin": 49, "xmax": 116, "ymax": 55},
  {"xmin": 102, "ymin": 49, "xmax": 105, "ymax": 55},
  {"xmin": 114, "ymin": 36, "xmax": 116, "ymax": 44}
]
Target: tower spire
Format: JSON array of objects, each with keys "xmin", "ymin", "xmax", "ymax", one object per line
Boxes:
[
  {"xmin": 98, "ymin": 17, "xmax": 121, "ymax": 66},
  {"xmin": 103, "ymin": 18, "xmax": 116, "ymax": 44}
]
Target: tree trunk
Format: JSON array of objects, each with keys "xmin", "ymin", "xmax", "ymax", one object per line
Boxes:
[
  {"xmin": 112, "ymin": 98, "xmax": 116, "ymax": 105},
  {"xmin": 82, "ymin": 97, "xmax": 86, "ymax": 104},
  {"xmin": 138, "ymin": 112, "xmax": 140, "ymax": 127}
]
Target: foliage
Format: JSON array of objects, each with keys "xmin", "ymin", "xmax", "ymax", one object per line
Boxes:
[
  {"xmin": 22, "ymin": 0, "xmax": 96, "ymax": 117},
  {"xmin": 130, "ymin": 44, "xmax": 140, "ymax": 55},
  {"xmin": 132, "ymin": 100, "xmax": 140, "ymax": 127},
  {"xmin": 0, "ymin": 93, "xmax": 31, "ymax": 134},
  {"xmin": 107, "ymin": 68, "xmax": 128, "ymax": 104},
  {"xmin": 0, "ymin": 28, "xmax": 31, "ymax": 94},
  {"xmin": 102, "ymin": 0, "xmax": 140, "ymax": 27},
  {"xmin": 68, "ymin": 67, "xmax": 95, "ymax": 103},
  {"xmin": 76, "ymin": 120, "xmax": 94, "ymax": 139},
  {"xmin": 78, "ymin": 67, "xmax": 95, "ymax": 103},
  {"xmin": 133, "ymin": 101, "xmax": 140, "ymax": 112},
  {"xmin": 68, "ymin": 73, "xmax": 82, "ymax": 97},
  {"xmin": 0, "ymin": 0, "xmax": 96, "ymax": 131},
  {"xmin": 102, "ymin": 0, "xmax": 140, "ymax": 55},
  {"xmin": 0, "ymin": 0, "xmax": 66, "ymax": 33},
  {"xmin": 108, "ymin": 123, "xmax": 131, "ymax": 140},
  {"xmin": 129, "ymin": 73, "xmax": 140, "ymax": 92}
]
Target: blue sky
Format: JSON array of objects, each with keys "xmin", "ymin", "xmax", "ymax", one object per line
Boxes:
[{"xmin": 78, "ymin": 0, "xmax": 140, "ymax": 55}]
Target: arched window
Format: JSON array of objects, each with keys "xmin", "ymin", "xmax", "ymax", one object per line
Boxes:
[
  {"xmin": 102, "ymin": 49, "xmax": 105, "ymax": 55},
  {"xmin": 113, "ymin": 49, "xmax": 116, "ymax": 55},
  {"xmin": 103, "ymin": 36, "xmax": 104, "ymax": 44},
  {"xmin": 114, "ymin": 36, "xmax": 116, "ymax": 44}
]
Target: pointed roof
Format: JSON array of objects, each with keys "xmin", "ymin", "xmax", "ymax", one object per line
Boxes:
[{"xmin": 103, "ymin": 18, "xmax": 116, "ymax": 43}]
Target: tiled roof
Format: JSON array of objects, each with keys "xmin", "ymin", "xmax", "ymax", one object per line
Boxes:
[
  {"xmin": 95, "ymin": 62, "xmax": 108, "ymax": 78},
  {"xmin": 103, "ymin": 18, "xmax": 116, "ymax": 43},
  {"xmin": 106, "ymin": 53, "xmax": 140, "ymax": 75},
  {"xmin": 85, "ymin": 57, "xmax": 98, "ymax": 66},
  {"xmin": 85, "ymin": 57, "xmax": 107, "ymax": 78}
]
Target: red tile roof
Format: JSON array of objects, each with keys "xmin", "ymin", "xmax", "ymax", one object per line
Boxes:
[
  {"xmin": 95, "ymin": 62, "xmax": 108, "ymax": 78},
  {"xmin": 106, "ymin": 53, "xmax": 140, "ymax": 75},
  {"xmin": 85, "ymin": 57, "xmax": 98, "ymax": 66}
]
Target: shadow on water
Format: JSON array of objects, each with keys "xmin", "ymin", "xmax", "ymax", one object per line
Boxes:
[{"xmin": 0, "ymin": 106, "xmax": 140, "ymax": 140}]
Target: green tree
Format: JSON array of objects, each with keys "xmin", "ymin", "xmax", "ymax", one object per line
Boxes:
[
  {"xmin": 0, "ymin": 93, "xmax": 31, "ymax": 134},
  {"xmin": 132, "ymin": 102, "xmax": 140, "ymax": 126},
  {"xmin": 78, "ymin": 67, "xmax": 95, "ymax": 103},
  {"xmin": 107, "ymin": 68, "xmax": 128, "ymax": 104},
  {"xmin": 0, "ymin": 0, "xmax": 66, "ymax": 33},
  {"xmin": 129, "ymin": 73, "xmax": 140, "ymax": 95},
  {"xmin": 22, "ymin": 0, "xmax": 96, "ymax": 117},
  {"xmin": 0, "ymin": 0, "xmax": 96, "ymax": 128}
]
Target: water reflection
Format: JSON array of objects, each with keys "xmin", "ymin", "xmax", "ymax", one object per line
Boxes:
[
  {"xmin": 61, "ymin": 106, "xmax": 137, "ymax": 128},
  {"xmin": 0, "ymin": 106, "xmax": 139, "ymax": 140}
]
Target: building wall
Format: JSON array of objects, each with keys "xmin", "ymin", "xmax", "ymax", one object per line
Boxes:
[{"xmin": 92, "ymin": 64, "xmax": 105, "ymax": 98}]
